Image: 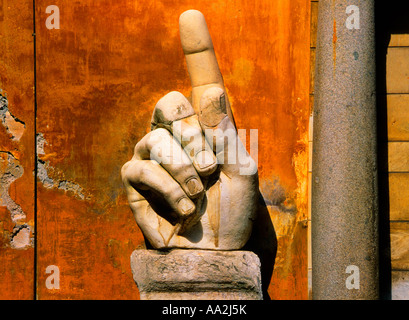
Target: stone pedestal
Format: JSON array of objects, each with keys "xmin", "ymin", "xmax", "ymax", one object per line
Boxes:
[{"xmin": 130, "ymin": 249, "xmax": 263, "ymax": 300}]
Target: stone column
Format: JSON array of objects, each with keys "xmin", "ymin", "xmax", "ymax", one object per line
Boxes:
[
  {"xmin": 311, "ymin": 0, "xmax": 379, "ymax": 299},
  {"xmin": 130, "ymin": 249, "xmax": 263, "ymax": 300}
]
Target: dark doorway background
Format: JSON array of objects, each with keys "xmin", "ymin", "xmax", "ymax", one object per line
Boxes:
[{"xmin": 375, "ymin": 1, "xmax": 409, "ymax": 300}]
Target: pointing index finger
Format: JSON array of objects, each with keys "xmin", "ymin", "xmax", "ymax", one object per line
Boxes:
[
  {"xmin": 179, "ymin": 10, "xmax": 235, "ymax": 126},
  {"xmin": 179, "ymin": 10, "xmax": 222, "ymax": 87}
]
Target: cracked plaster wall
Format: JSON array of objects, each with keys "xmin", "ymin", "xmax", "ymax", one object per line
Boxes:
[{"xmin": 0, "ymin": 97, "xmax": 87, "ymax": 249}]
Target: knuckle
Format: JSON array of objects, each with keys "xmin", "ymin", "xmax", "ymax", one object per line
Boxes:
[
  {"xmin": 121, "ymin": 159, "xmax": 143, "ymax": 185},
  {"xmin": 168, "ymin": 163, "xmax": 190, "ymax": 178},
  {"xmin": 121, "ymin": 160, "xmax": 133, "ymax": 181},
  {"xmin": 153, "ymin": 91, "xmax": 194, "ymax": 123},
  {"xmin": 146, "ymin": 128, "xmax": 169, "ymax": 150},
  {"xmin": 138, "ymin": 163, "xmax": 156, "ymax": 182},
  {"xmin": 163, "ymin": 182, "xmax": 184, "ymax": 200}
]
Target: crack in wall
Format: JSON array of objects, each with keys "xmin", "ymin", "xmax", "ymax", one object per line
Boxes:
[
  {"xmin": 36, "ymin": 133, "xmax": 88, "ymax": 200},
  {"xmin": 0, "ymin": 93, "xmax": 26, "ymax": 141}
]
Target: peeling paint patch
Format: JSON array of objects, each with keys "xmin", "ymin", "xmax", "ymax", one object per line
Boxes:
[
  {"xmin": 0, "ymin": 93, "xmax": 26, "ymax": 141},
  {"xmin": 0, "ymin": 151, "xmax": 33, "ymax": 249},
  {"xmin": 37, "ymin": 159, "xmax": 55, "ymax": 189},
  {"xmin": 37, "ymin": 133, "xmax": 88, "ymax": 200},
  {"xmin": 36, "ymin": 132, "xmax": 47, "ymax": 155},
  {"xmin": 0, "ymin": 151, "xmax": 26, "ymax": 223},
  {"xmin": 10, "ymin": 224, "xmax": 33, "ymax": 249},
  {"xmin": 58, "ymin": 180, "xmax": 85, "ymax": 200}
]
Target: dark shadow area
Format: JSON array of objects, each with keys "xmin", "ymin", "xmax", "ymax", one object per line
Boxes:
[
  {"xmin": 243, "ymin": 192, "xmax": 277, "ymax": 300},
  {"xmin": 375, "ymin": 1, "xmax": 409, "ymax": 300}
]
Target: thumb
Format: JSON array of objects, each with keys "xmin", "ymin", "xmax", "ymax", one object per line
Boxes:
[{"xmin": 199, "ymin": 87, "xmax": 258, "ymax": 177}]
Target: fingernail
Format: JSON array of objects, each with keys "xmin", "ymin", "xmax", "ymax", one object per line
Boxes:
[
  {"xmin": 195, "ymin": 150, "xmax": 216, "ymax": 170},
  {"xmin": 177, "ymin": 197, "xmax": 195, "ymax": 216},
  {"xmin": 186, "ymin": 177, "xmax": 203, "ymax": 197}
]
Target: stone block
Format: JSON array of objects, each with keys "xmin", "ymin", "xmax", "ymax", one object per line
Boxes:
[
  {"xmin": 390, "ymin": 222, "xmax": 409, "ymax": 270},
  {"xmin": 389, "ymin": 173, "xmax": 409, "ymax": 221},
  {"xmin": 389, "ymin": 34, "xmax": 409, "ymax": 47},
  {"xmin": 130, "ymin": 249, "xmax": 263, "ymax": 300},
  {"xmin": 388, "ymin": 142, "xmax": 409, "ymax": 172},
  {"xmin": 387, "ymin": 47, "xmax": 409, "ymax": 93},
  {"xmin": 387, "ymin": 94, "xmax": 409, "ymax": 141}
]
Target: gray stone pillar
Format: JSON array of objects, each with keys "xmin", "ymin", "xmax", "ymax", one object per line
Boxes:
[
  {"xmin": 311, "ymin": 0, "xmax": 379, "ymax": 299},
  {"xmin": 130, "ymin": 249, "xmax": 263, "ymax": 300}
]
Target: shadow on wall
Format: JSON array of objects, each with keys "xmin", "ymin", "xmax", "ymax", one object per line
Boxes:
[
  {"xmin": 375, "ymin": 1, "xmax": 409, "ymax": 300},
  {"xmin": 243, "ymin": 193, "xmax": 277, "ymax": 300}
]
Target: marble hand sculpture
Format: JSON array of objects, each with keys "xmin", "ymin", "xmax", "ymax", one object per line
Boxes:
[{"xmin": 121, "ymin": 10, "xmax": 259, "ymax": 250}]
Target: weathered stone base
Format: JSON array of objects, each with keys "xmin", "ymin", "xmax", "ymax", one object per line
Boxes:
[{"xmin": 130, "ymin": 249, "xmax": 263, "ymax": 300}]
